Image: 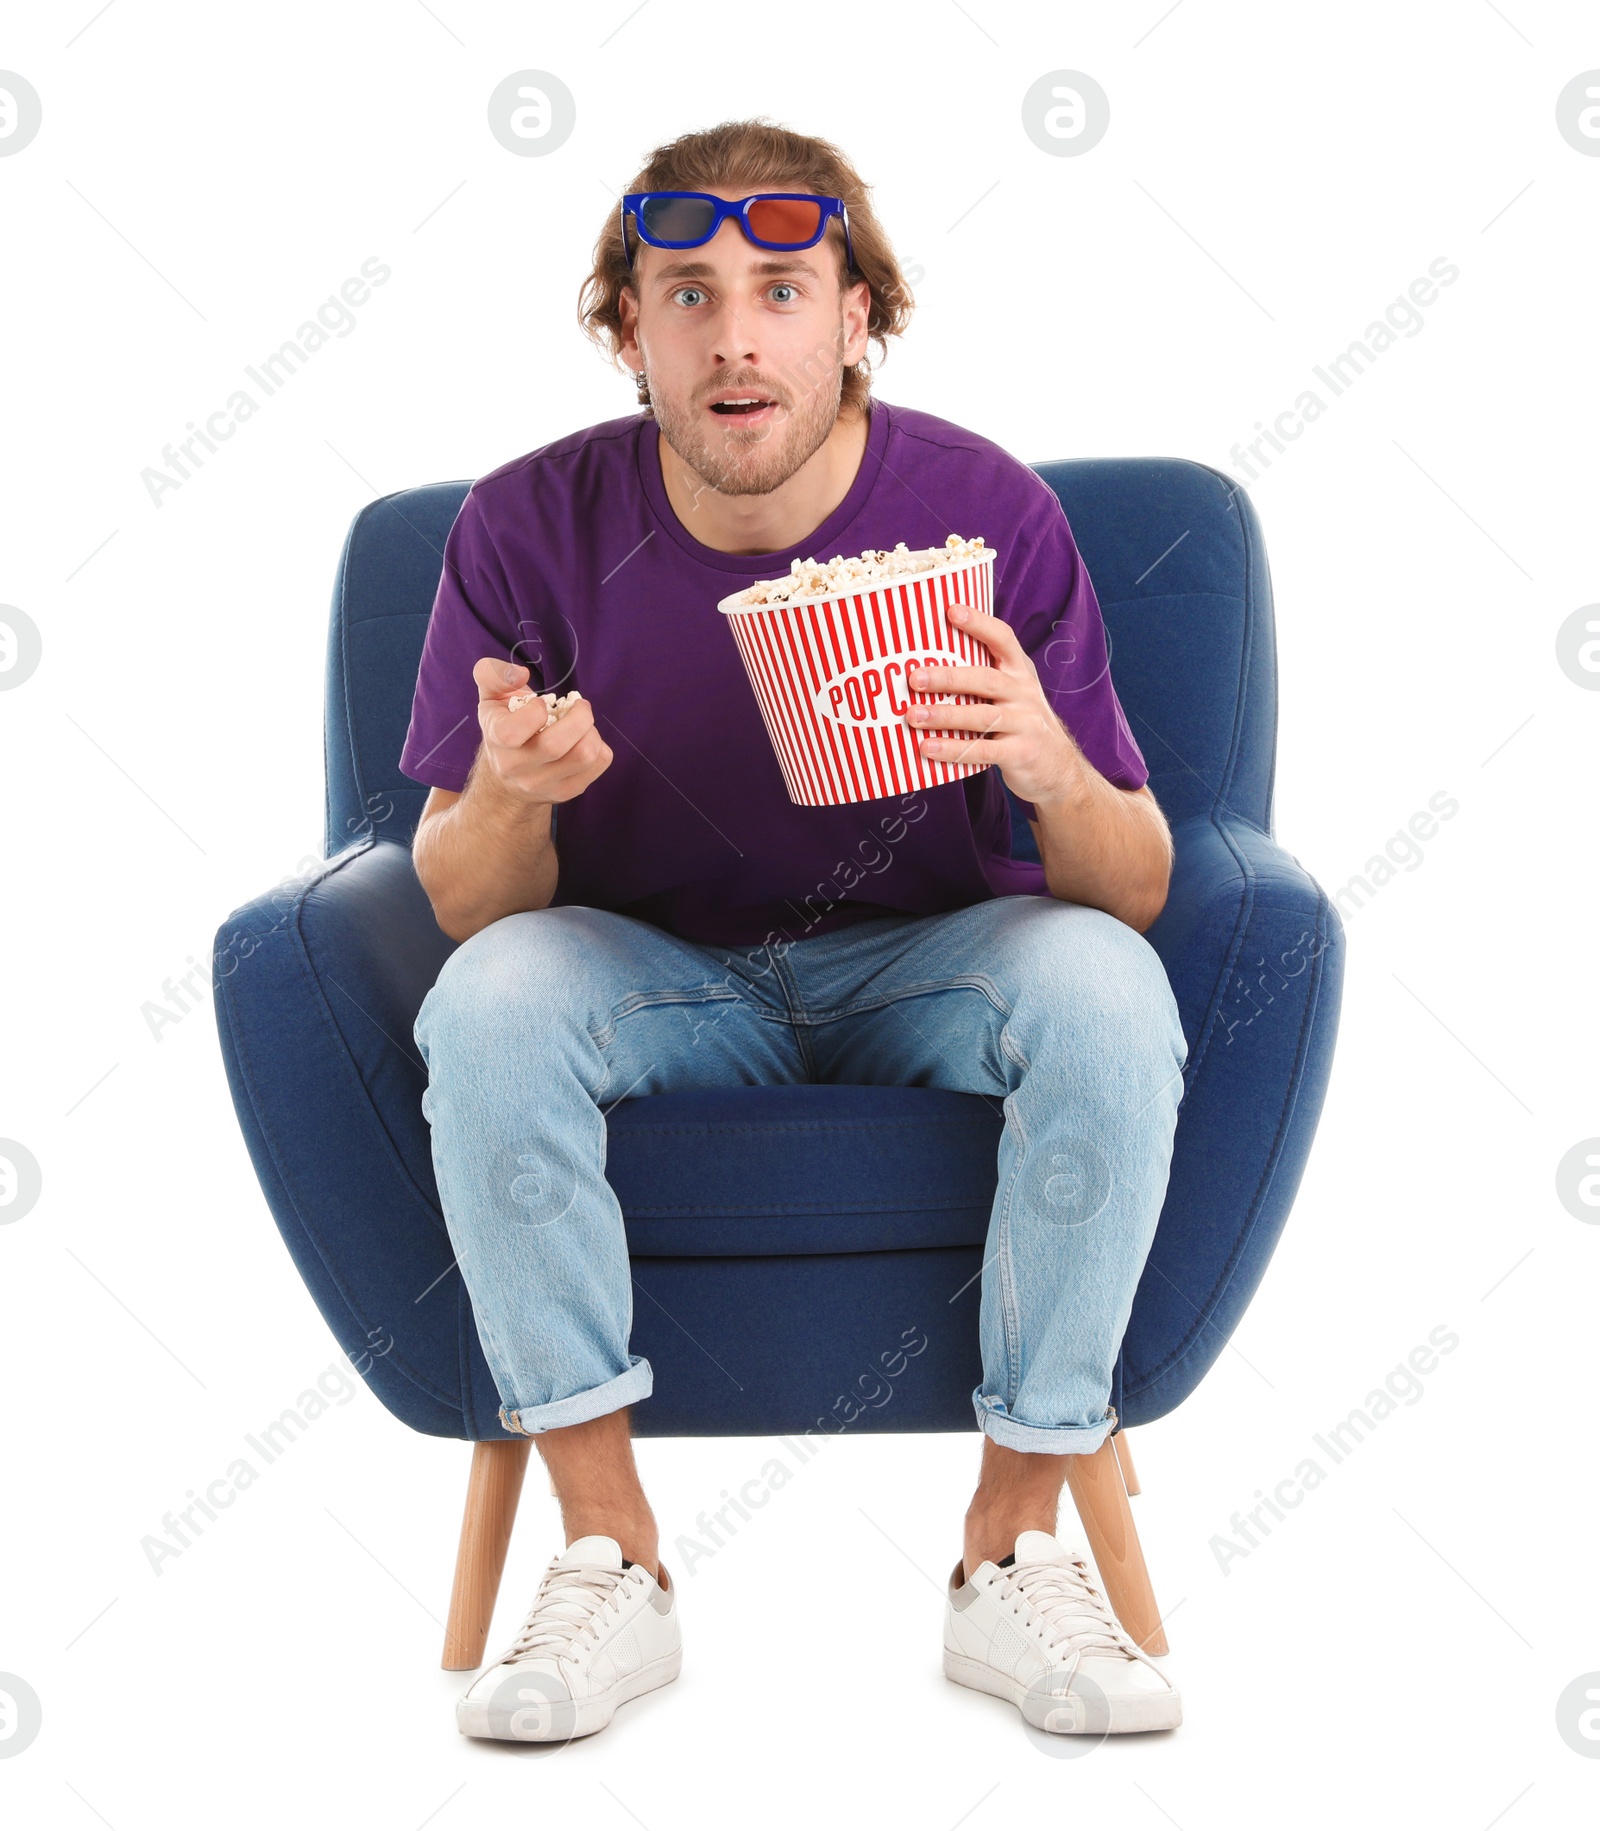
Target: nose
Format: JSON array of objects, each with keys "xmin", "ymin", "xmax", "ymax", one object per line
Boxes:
[{"xmin": 707, "ymin": 298, "xmax": 760, "ymax": 370}]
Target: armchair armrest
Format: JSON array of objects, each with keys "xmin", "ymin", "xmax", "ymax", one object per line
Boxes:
[
  {"xmin": 212, "ymin": 838, "xmax": 490, "ymax": 1437},
  {"xmin": 1147, "ymin": 812, "xmax": 1344, "ymax": 1075},
  {"xmin": 1120, "ymin": 813, "xmax": 1346, "ymax": 1422}
]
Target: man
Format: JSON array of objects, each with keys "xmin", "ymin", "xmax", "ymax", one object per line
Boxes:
[{"xmin": 402, "ymin": 119, "xmax": 1188, "ymax": 1745}]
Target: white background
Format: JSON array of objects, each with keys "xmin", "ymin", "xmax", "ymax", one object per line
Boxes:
[{"xmin": 3, "ymin": 0, "xmax": 1597, "ymax": 1823}]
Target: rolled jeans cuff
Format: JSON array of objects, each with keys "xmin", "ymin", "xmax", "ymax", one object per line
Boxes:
[
  {"xmin": 498, "ymin": 1354, "xmax": 653, "ymax": 1437},
  {"xmin": 972, "ymin": 1389, "xmax": 1118, "ymax": 1456}
]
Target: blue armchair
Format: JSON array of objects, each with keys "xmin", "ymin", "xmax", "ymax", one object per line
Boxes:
[{"xmin": 213, "ymin": 455, "xmax": 1343, "ymax": 1668}]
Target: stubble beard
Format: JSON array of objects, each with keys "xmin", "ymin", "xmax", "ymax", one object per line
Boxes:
[{"xmin": 651, "ymin": 329, "xmax": 849, "ymax": 499}]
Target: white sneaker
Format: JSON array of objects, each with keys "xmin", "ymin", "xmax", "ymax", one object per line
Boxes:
[
  {"xmin": 944, "ymin": 1529, "xmax": 1180, "ymax": 1735},
  {"xmin": 457, "ymin": 1535, "xmax": 681, "ymax": 1742}
]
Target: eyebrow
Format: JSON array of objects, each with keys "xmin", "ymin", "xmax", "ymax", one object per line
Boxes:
[{"xmin": 649, "ymin": 256, "xmax": 821, "ymax": 284}]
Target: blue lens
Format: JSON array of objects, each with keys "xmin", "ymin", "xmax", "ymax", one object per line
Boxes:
[{"xmin": 640, "ymin": 195, "xmax": 718, "ymax": 243}]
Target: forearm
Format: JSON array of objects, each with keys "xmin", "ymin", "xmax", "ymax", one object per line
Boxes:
[
  {"xmin": 1028, "ymin": 758, "xmax": 1173, "ymax": 933},
  {"xmin": 413, "ymin": 761, "xmax": 559, "ymax": 943}
]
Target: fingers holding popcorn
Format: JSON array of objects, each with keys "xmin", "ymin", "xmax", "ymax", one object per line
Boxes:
[
  {"xmin": 469, "ymin": 656, "xmax": 612, "ymax": 802},
  {"xmin": 473, "ymin": 658, "xmax": 582, "ymax": 742}
]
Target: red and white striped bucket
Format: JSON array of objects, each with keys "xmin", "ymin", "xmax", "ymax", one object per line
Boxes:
[{"xmin": 717, "ymin": 550, "xmax": 998, "ymax": 807}]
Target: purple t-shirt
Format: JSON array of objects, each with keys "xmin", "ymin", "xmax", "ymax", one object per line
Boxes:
[{"xmin": 399, "ymin": 397, "xmax": 1147, "ymax": 948}]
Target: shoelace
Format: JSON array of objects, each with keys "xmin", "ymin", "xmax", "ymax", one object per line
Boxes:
[
  {"xmin": 495, "ymin": 1560, "xmax": 636, "ymax": 1666},
  {"xmin": 996, "ymin": 1553, "xmax": 1143, "ymax": 1665}
]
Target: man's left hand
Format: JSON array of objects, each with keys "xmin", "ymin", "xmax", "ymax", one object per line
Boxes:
[{"xmin": 904, "ymin": 601, "xmax": 1086, "ymax": 808}]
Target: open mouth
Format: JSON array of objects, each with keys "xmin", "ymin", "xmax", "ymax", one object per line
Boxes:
[{"xmin": 708, "ymin": 394, "xmax": 779, "ymax": 419}]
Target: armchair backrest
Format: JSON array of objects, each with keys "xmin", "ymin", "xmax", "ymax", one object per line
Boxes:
[
  {"xmin": 323, "ymin": 456, "xmax": 1276, "ymax": 856},
  {"xmin": 1033, "ymin": 457, "xmax": 1277, "ymax": 835}
]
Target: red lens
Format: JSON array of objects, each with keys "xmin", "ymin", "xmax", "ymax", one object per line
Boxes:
[{"xmin": 745, "ymin": 197, "xmax": 824, "ymax": 245}]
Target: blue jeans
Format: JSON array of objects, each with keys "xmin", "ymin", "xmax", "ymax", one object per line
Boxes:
[{"xmin": 413, "ymin": 894, "xmax": 1188, "ymax": 1455}]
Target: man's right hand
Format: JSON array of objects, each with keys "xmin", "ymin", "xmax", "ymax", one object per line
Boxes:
[{"xmin": 474, "ymin": 658, "xmax": 614, "ymax": 805}]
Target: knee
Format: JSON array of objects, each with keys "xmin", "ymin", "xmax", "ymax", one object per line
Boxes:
[
  {"xmin": 1010, "ymin": 903, "xmax": 1186, "ymax": 1062},
  {"xmin": 416, "ymin": 906, "xmax": 612, "ymax": 1051}
]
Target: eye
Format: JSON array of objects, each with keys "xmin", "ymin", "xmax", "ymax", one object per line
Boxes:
[
  {"xmin": 671, "ymin": 286, "xmax": 707, "ymax": 307},
  {"xmin": 769, "ymin": 283, "xmax": 798, "ymax": 303}
]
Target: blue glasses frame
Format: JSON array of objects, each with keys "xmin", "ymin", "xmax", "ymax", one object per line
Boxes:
[{"xmin": 620, "ymin": 191, "xmax": 856, "ymax": 275}]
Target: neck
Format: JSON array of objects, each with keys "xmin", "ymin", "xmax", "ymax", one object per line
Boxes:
[{"xmin": 657, "ymin": 402, "xmax": 871, "ymax": 556}]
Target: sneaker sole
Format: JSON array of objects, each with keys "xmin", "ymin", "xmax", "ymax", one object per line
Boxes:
[
  {"xmin": 943, "ymin": 1648, "xmax": 1181, "ymax": 1734},
  {"xmin": 458, "ymin": 1645, "xmax": 682, "ymax": 1742}
]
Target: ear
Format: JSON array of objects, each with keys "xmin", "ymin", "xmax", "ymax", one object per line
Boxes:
[
  {"xmin": 617, "ymin": 283, "xmax": 642, "ymax": 370},
  {"xmin": 842, "ymin": 277, "xmax": 871, "ymax": 366}
]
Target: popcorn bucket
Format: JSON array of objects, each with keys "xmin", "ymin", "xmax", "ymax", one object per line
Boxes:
[{"xmin": 717, "ymin": 549, "xmax": 998, "ymax": 807}]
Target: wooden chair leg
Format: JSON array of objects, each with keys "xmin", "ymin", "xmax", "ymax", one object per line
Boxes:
[
  {"xmin": 1062, "ymin": 1435, "xmax": 1168, "ymax": 1655},
  {"xmin": 1112, "ymin": 1427, "xmax": 1141, "ymax": 1496},
  {"xmin": 441, "ymin": 1439, "xmax": 532, "ymax": 1670}
]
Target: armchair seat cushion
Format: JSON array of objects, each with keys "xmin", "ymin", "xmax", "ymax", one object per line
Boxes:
[{"xmin": 609, "ymin": 1084, "xmax": 1003, "ymax": 1257}]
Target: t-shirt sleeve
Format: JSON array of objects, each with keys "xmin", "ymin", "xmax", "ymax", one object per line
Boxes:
[
  {"xmin": 398, "ymin": 489, "xmax": 540, "ymax": 794},
  {"xmin": 998, "ymin": 481, "xmax": 1148, "ymax": 817}
]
